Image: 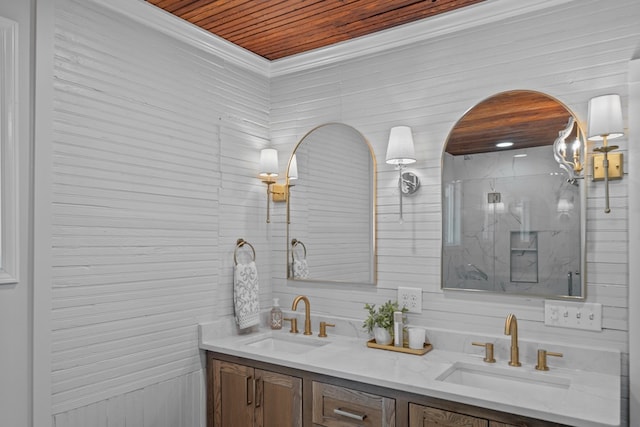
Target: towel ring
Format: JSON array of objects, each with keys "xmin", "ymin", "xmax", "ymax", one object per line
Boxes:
[
  {"xmin": 234, "ymin": 238, "xmax": 256, "ymax": 265},
  {"xmin": 291, "ymin": 239, "xmax": 307, "ymax": 260}
]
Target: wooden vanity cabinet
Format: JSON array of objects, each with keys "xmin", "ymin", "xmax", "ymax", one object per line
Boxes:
[
  {"xmin": 207, "ymin": 352, "xmax": 567, "ymax": 427},
  {"xmin": 209, "ymin": 358, "xmax": 302, "ymax": 427}
]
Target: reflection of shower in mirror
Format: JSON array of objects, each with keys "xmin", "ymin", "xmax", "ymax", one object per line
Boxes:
[{"xmin": 441, "ymin": 90, "xmax": 585, "ymax": 299}]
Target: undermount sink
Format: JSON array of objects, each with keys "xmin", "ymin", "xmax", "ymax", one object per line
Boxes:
[
  {"xmin": 242, "ymin": 333, "xmax": 330, "ymax": 354},
  {"xmin": 437, "ymin": 362, "xmax": 570, "ymax": 399}
]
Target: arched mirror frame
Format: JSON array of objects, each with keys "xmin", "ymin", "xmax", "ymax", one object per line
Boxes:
[
  {"xmin": 440, "ymin": 90, "xmax": 587, "ymax": 299},
  {"xmin": 285, "ymin": 123, "xmax": 378, "ymax": 285}
]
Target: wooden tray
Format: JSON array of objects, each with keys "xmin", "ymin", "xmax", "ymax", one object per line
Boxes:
[{"xmin": 366, "ymin": 339, "xmax": 433, "ymax": 356}]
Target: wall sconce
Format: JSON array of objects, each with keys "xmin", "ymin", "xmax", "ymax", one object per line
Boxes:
[
  {"xmin": 386, "ymin": 126, "xmax": 417, "ymax": 223},
  {"xmin": 553, "ymin": 117, "xmax": 583, "ymax": 184},
  {"xmin": 271, "ymin": 154, "xmax": 297, "ymax": 203},
  {"xmin": 587, "ymin": 94, "xmax": 625, "ymax": 214},
  {"xmin": 259, "ymin": 148, "xmax": 278, "ymax": 223}
]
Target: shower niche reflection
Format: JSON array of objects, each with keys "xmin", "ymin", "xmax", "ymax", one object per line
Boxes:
[{"xmin": 441, "ymin": 91, "xmax": 585, "ymax": 298}]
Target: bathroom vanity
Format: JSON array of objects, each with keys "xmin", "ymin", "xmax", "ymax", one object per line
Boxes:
[
  {"xmin": 200, "ymin": 321, "xmax": 620, "ymax": 427},
  {"xmin": 207, "ymin": 351, "xmax": 557, "ymax": 427}
]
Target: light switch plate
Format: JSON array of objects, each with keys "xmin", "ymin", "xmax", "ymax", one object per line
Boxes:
[
  {"xmin": 398, "ymin": 287, "xmax": 422, "ymax": 313},
  {"xmin": 544, "ymin": 300, "xmax": 602, "ymax": 331}
]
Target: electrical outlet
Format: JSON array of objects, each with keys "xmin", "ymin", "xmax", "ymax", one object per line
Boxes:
[
  {"xmin": 398, "ymin": 287, "xmax": 422, "ymax": 313},
  {"xmin": 544, "ymin": 300, "xmax": 602, "ymax": 331}
]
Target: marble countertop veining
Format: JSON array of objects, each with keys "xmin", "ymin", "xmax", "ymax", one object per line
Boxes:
[{"xmin": 199, "ymin": 319, "xmax": 620, "ymax": 427}]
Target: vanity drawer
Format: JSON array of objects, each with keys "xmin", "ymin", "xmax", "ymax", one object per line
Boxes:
[
  {"xmin": 409, "ymin": 403, "xmax": 489, "ymax": 427},
  {"xmin": 312, "ymin": 381, "xmax": 395, "ymax": 426}
]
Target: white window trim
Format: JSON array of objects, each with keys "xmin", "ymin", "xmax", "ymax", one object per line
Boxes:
[{"xmin": 0, "ymin": 17, "xmax": 18, "ymax": 285}]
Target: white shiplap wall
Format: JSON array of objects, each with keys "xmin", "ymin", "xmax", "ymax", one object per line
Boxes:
[
  {"xmin": 270, "ymin": 1, "xmax": 639, "ymax": 424},
  {"xmin": 50, "ymin": 0, "xmax": 270, "ymax": 424},
  {"xmin": 44, "ymin": 0, "xmax": 639, "ymax": 425}
]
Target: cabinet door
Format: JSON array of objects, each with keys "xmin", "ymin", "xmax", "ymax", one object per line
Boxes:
[
  {"xmin": 255, "ymin": 368, "xmax": 302, "ymax": 427},
  {"xmin": 212, "ymin": 359, "xmax": 303, "ymax": 427},
  {"xmin": 409, "ymin": 403, "xmax": 488, "ymax": 427},
  {"xmin": 214, "ymin": 360, "xmax": 255, "ymax": 427}
]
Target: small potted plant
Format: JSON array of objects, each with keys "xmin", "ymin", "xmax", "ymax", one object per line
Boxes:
[{"xmin": 363, "ymin": 300, "xmax": 408, "ymax": 345}]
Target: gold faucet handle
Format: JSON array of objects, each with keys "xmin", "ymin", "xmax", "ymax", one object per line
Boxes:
[
  {"xmin": 284, "ymin": 317, "xmax": 298, "ymax": 334},
  {"xmin": 472, "ymin": 342, "xmax": 496, "ymax": 363},
  {"xmin": 318, "ymin": 322, "xmax": 335, "ymax": 338},
  {"xmin": 535, "ymin": 349, "xmax": 563, "ymax": 371}
]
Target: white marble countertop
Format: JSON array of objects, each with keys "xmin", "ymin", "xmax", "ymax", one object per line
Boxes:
[{"xmin": 199, "ymin": 318, "xmax": 620, "ymax": 427}]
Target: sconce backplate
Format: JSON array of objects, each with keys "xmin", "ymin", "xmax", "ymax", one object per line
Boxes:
[
  {"xmin": 592, "ymin": 153, "xmax": 623, "ymax": 181},
  {"xmin": 272, "ymin": 183, "xmax": 287, "ymax": 202},
  {"xmin": 400, "ymin": 171, "xmax": 420, "ymax": 195}
]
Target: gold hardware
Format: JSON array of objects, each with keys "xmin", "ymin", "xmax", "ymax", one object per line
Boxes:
[
  {"xmin": 292, "ymin": 295, "xmax": 312, "ymax": 335},
  {"xmin": 254, "ymin": 377, "xmax": 262, "ymax": 408},
  {"xmin": 333, "ymin": 408, "xmax": 367, "ymax": 421},
  {"xmin": 284, "ymin": 317, "xmax": 298, "ymax": 334},
  {"xmin": 472, "ymin": 342, "xmax": 496, "ymax": 363},
  {"xmin": 504, "ymin": 313, "xmax": 521, "ymax": 367},
  {"xmin": 318, "ymin": 321, "xmax": 335, "ymax": 337},
  {"xmin": 587, "ymin": 94, "xmax": 625, "ymax": 214},
  {"xmin": 246, "ymin": 376, "xmax": 253, "ymax": 405},
  {"xmin": 234, "ymin": 239, "xmax": 256, "ymax": 265},
  {"xmin": 535, "ymin": 349, "xmax": 563, "ymax": 371},
  {"xmin": 592, "ymin": 152, "xmax": 623, "ymax": 181},
  {"xmin": 271, "ymin": 183, "xmax": 288, "ymax": 202}
]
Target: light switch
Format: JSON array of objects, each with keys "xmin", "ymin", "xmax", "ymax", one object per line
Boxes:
[{"xmin": 544, "ymin": 300, "xmax": 602, "ymax": 331}]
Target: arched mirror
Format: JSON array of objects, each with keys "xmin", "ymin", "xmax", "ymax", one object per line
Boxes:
[
  {"xmin": 287, "ymin": 123, "xmax": 377, "ymax": 284},
  {"xmin": 441, "ymin": 90, "xmax": 586, "ymax": 298}
]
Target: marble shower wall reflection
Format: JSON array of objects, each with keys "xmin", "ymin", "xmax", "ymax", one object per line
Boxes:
[{"xmin": 442, "ymin": 145, "xmax": 582, "ymax": 297}]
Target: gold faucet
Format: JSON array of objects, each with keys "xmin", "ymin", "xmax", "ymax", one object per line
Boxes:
[
  {"xmin": 292, "ymin": 295, "xmax": 312, "ymax": 335},
  {"xmin": 283, "ymin": 317, "xmax": 299, "ymax": 334},
  {"xmin": 472, "ymin": 341, "xmax": 496, "ymax": 363},
  {"xmin": 318, "ymin": 321, "xmax": 335, "ymax": 338},
  {"xmin": 504, "ymin": 313, "xmax": 521, "ymax": 366},
  {"xmin": 535, "ymin": 349, "xmax": 563, "ymax": 371}
]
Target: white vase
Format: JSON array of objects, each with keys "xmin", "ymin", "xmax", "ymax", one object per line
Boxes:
[{"xmin": 373, "ymin": 327, "xmax": 392, "ymax": 345}]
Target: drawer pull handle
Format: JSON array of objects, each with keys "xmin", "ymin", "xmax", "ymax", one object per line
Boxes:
[
  {"xmin": 246, "ymin": 376, "xmax": 253, "ymax": 406},
  {"xmin": 334, "ymin": 408, "xmax": 367, "ymax": 421},
  {"xmin": 255, "ymin": 378, "xmax": 262, "ymax": 408}
]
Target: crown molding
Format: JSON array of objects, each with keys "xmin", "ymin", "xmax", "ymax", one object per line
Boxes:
[
  {"xmin": 85, "ymin": 0, "xmax": 574, "ymax": 78},
  {"xmin": 269, "ymin": 0, "xmax": 575, "ymax": 77},
  {"xmin": 86, "ymin": 0, "xmax": 270, "ymax": 77}
]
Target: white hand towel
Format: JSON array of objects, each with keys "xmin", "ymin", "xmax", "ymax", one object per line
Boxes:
[
  {"xmin": 293, "ymin": 259, "xmax": 309, "ymax": 279},
  {"xmin": 233, "ymin": 261, "xmax": 260, "ymax": 329}
]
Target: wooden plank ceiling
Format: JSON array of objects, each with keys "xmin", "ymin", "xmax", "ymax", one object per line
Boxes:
[{"xmin": 145, "ymin": 0, "xmax": 485, "ymax": 60}]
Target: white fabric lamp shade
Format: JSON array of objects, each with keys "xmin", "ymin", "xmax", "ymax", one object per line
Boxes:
[
  {"xmin": 587, "ymin": 94, "xmax": 624, "ymax": 141},
  {"xmin": 386, "ymin": 126, "xmax": 416, "ymax": 165},
  {"xmin": 259, "ymin": 148, "xmax": 279, "ymax": 177},
  {"xmin": 288, "ymin": 154, "xmax": 298, "ymax": 180}
]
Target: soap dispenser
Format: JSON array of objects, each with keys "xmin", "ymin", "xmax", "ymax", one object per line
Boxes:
[{"xmin": 270, "ymin": 298, "xmax": 283, "ymax": 330}]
